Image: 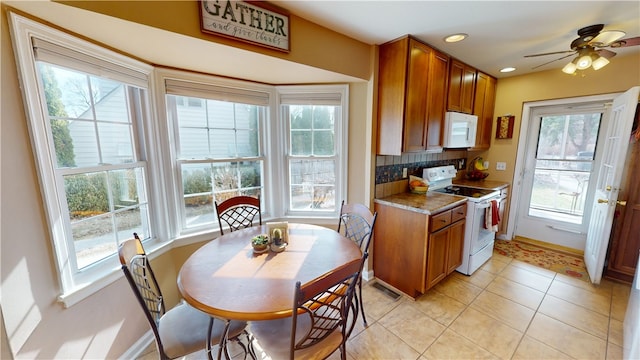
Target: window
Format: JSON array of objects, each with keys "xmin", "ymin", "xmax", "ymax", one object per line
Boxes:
[
  {"xmin": 11, "ymin": 14, "xmax": 349, "ymax": 304},
  {"xmin": 279, "ymin": 86, "xmax": 348, "ymax": 216},
  {"xmin": 160, "ymin": 73, "xmax": 271, "ymax": 232},
  {"xmin": 10, "ymin": 14, "xmax": 154, "ymax": 304},
  {"xmin": 530, "ymin": 112, "xmax": 601, "ymax": 222},
  {"xmin": 158, "ymin": 73, "xmax": 349, "ymax": 234}
]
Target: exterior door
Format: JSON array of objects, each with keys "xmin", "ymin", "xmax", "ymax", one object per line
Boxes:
[
  {"xmin": 585, "ymin": 86, "xmax": 640, "ymax": 284},
  {"xmin": 515, "ymin": 104, "xmax": 604, "ymax": 250}
]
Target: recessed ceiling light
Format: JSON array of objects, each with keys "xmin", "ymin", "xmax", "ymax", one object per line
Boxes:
[
  {"xmin": 444, "ymin": 33, "xmax": 468, "ymax": 43},
  {"xmin": 500, "ymin": 67, "xmax": 516, "ymax": 73}
]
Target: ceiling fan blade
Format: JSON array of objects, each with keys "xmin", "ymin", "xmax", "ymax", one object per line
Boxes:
[
  {"xmin": 610, "ymin": 36, "xmax": 640, "ymax": 48},
  {"xmin": 524, "ymin": 50, "xmax": 575, "ymax": 58},
  {"xmin": 589, "ymin": 30, "xmax": 626, "ymax": 46},
  {"xmin": 531, "ymin": 53, "xmax": 576, "ymax": 70},
  {"xmin": 597, "ymin": 49, "xmax": 617, "ymax": 59}
]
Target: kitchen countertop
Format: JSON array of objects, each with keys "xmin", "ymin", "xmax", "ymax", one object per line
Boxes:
[
  {"xmin": 453, "ymin": 179, "xmax": 510, "ymax": 190},
  {"xmin": 374, "ymin": 192, "xmax": 467, "ymax": 215}
]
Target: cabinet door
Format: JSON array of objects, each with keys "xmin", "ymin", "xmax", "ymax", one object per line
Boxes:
[
  {"xmin": 447, "ymin": 60, "xmax": 476, "ymax": 114},
  {"xmin": 426, "ymin": 227, "xmax": 449, "ymax": 289},
  {"xmin": 472, "ymin": 71, "xmax": 497, "ymax": 150},
  {"xmin": 377, "ymin": 38, "xmax": 409, "ymax": 155},
  {"xmin": 447, "ymin": 220, "xmax": 465, "ymax": 274},
  {"xmin": 403, "ymin": 39, "xmax": 432, "ymax": 152},
  {"xmin": 425, "ymin": 49, "xmax": 449, "ymax": 151},
  {"xmin": 447, "ymin": 60, "xmax": 464, "ymax": 113},
  {"xmin": 461, "ymin": 65, "xmax": 476, "ymax": 114}
]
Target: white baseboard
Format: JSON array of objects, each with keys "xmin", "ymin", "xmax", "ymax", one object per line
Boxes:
[{"xmin": 119, "ymin": 330, "xmax": 154, "ymax": 360}]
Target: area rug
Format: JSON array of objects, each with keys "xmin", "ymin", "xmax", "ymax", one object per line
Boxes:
[{"xmin": 494, "ymin": 239, "xmax": 589, "ymax": 281}]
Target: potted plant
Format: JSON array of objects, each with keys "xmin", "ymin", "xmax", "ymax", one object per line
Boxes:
[{"xmin": 251, "ymin": 234, "xmax": 270, "ymax": 254}]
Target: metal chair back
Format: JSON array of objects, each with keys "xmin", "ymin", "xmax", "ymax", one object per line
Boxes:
[
  {"xmin": 215, "ymin": 195, "xmax": 261, "ymax": 235},
  {"xmin": 338, "ymin": 201, "xmax": 377, "ymax": 253},
  {"xmin": 119, "ymin": 234, "xmax": 169, "ymax": 359},
  {"xmin": 291, "ymin": 255, "xmax": 366, "ymax": 359}
]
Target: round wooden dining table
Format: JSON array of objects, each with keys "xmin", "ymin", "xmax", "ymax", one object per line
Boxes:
[{"xmin": 177, "ymin": 223, "xmax": 362, "ymax": 321}]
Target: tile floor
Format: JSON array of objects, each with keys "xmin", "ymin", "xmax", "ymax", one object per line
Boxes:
[{"xmin": 137, "ymin": 251, "xmax": 632, "ymax": 360}]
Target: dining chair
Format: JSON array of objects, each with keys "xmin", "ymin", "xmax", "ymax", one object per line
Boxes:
[
  {"xmin": 215, "ymin": 195, "xmax": 262, "ymax": 235},
  {"xmin": 119, "ymin": 234, "xmax": 250, "ymax": 360},
  {"xmin": 337, "ymin": 201, "xmax": 377, "ymax": 328},
  {"xmin": 248, "ymin": 255, "xmax": 367, "ymax": 360}
]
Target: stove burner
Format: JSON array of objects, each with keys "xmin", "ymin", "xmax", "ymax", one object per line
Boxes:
[{"xmin": 435, "ymin": 186, "xmax": 494, "ymax": 198}]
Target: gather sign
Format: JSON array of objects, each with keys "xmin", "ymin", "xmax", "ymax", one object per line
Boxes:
[{"xmin": 200, "ymin": 0, "xmax": 290, "ymax": 52}]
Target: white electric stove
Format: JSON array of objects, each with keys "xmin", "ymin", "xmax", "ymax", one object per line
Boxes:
[{"xmin": 423, "ymin": 165, "xmax": 501, "ymax": 275}]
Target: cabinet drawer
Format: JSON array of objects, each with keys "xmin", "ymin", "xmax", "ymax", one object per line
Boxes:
[
  {"xmin": 451, "ymin": 204, "xmax": 467, "ymax": 223},
  {"xmin": 430, "ymin": 210, "xmax": 452, "ymax": 232}
]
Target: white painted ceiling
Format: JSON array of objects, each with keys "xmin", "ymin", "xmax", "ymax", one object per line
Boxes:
[
  {"xmin": 273, "ymin": 0, "xmax": 640, "ymax": 78},
  {"xmin": 6, "ymin": 1, "xmax": 640, "ymax": 82}
]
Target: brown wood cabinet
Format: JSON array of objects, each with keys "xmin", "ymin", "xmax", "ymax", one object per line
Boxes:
[
  {"xmin": 373, "ymin": 201, "xmax": 466, "ymax": 298},
  {"xmin": 471, "ymin": 71, "xmax": 497, "ymax": 151},
  {"xmin": 447, "ymin": 59, "xmax": 476, "ymax": 114},
  {"xmin": 377, "ymin": 36, "xmax": 449, "ymax": 155}
]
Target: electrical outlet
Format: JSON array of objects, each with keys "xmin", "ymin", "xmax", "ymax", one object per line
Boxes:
[
  {"xmin": 402, "ymin": 168, "xmax": 408, "ymax": 178},
  {"xmin": 496, "ymin": 162, "xmax": 506, "ymax": 171},
  {"xmin": 483, "ymin": 161, "xmax": 489, "ymax": 169}
]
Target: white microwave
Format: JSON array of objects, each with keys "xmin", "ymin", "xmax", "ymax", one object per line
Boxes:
[{"xmin": 443, "ymin": 112, "xmax": 477, "ymax": 148}]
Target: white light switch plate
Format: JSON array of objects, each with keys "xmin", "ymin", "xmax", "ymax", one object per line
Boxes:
[
  {"xmin": 402, "ymin": 168, "xmax": 408, "ymax": 178},
  {"xmin": 496, "ymin": 162, "xmax": 506, "ymax": 171}
]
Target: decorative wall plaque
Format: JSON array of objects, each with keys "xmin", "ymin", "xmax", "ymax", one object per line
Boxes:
[
  {"xmin": 496, "ymin": 115, "xmax": 515, "ymax": 139},
  {"xmin": 200, "ymin": 0, "xmax": 290, "ymax": 52}
]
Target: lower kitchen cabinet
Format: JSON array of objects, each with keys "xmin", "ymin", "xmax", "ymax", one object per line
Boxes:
[
  {"xmin": 426, "ymin": 209, "xmax": 465, "ymax": 289},
  {"xmin": 373, "ymin": 201, "xmax": 466, "ymax": 298}
]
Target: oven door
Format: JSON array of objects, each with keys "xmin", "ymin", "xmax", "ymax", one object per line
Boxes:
[{"xmin": 469, "ymin": 196, "xmax": 500, "ymax": 254}]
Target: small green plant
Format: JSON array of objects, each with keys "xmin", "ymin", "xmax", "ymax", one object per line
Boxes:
[{"xmin": 251, "ymin": 234, "xmax": 269, "ymax": 246}]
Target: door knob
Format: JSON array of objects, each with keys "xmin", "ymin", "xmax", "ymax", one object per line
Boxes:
[{"xmin": 597, "ymin": 199, "xmax": 627, "ymax": 206}]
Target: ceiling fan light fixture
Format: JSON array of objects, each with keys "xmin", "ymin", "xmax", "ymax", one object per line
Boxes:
[
  {"xmin": 592, "ymin": 56, "xmax": 610, "ymax": 70},
  {"xmin": 444, "ymin": 33, "xmax": 467, "ymax": 43},
  {"xmin": 562, "ymin": 61, "xmax": 577, "ymax": 74},
  {"xmin": 575, "ymin": 53, "xmax": 593, "ymax": 70}
]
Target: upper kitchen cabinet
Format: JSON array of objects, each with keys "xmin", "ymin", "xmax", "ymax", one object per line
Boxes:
[
  {"xmin": 471, "ymin": 71, "xmax": 497, "ymax": 151},
  {"xmin": 447, "ymin": 59, "xmax": 476, "ymax": 114},
  {"xmin": 377, "ymin": 36, "xmax": 449, "ymax": 155}
]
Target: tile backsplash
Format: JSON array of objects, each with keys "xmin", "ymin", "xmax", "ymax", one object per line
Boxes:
[{"xmin": 375, "ymin": 150, "xmax": 467, "ymax": 198}]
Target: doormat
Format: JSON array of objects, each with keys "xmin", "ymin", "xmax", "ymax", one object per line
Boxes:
[
  {"xmin": 494, "ymin": 239, "xmax": 589, "ymax": 282},
  {"xmin": 371, "ymin": 282, "xmax": 402, "ymax": 300}
]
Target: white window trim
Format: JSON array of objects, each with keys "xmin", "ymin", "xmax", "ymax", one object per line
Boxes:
[
  {"xmin": 276, "ymin": 85, "xmax": 349, "ymax": 218},
  {"xmin": 9, "ymin": 13, "xmax": 165, "ymax": 307}
]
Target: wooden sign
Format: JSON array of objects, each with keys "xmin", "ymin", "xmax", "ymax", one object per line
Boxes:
[
  {"xmin": 496, "ymin": 115, "xmax": 515, "ymax": 139},
  {"xmin": 200, "ymin": 0, "xmax": 290, "ymax": 52}
]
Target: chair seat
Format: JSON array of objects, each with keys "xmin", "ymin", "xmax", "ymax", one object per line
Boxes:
[
  {"xmin": 159, "ymin": 303, "xmax": 247, "ymax": 359},
  {"xmin": 250, "ymin": 313, "xmax": 342, "ymax": 360}
]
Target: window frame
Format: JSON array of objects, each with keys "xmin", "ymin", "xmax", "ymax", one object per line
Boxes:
[
  {"xmin": 154, "ymin": 68, "xmax": 276, "ymax": 237},
  {"xmin": 277, "ymin": 85, "xmax": 349, "ymax": 218},
  {"xmin": 9, "ymin": 13, "xmax": 165, "ymax": 307}
]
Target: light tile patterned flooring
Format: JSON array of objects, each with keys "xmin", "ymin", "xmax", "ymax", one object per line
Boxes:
[{"xmin": 138, "ymin": 251, "xmax": 632, "ymax": 360}]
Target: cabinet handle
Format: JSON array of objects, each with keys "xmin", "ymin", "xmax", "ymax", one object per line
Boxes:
[
  {"xmin": 440, "ymin": 219, "xmax": 447, "ymax": 223},
  {"xmin": 456, "ymin": 211, "xmax": 464, "ymax": 215}
]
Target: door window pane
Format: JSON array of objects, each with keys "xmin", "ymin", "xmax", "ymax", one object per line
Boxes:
[{"xmin": 529, "ymin": 113, "xmax": 601, "ymax": 223}]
